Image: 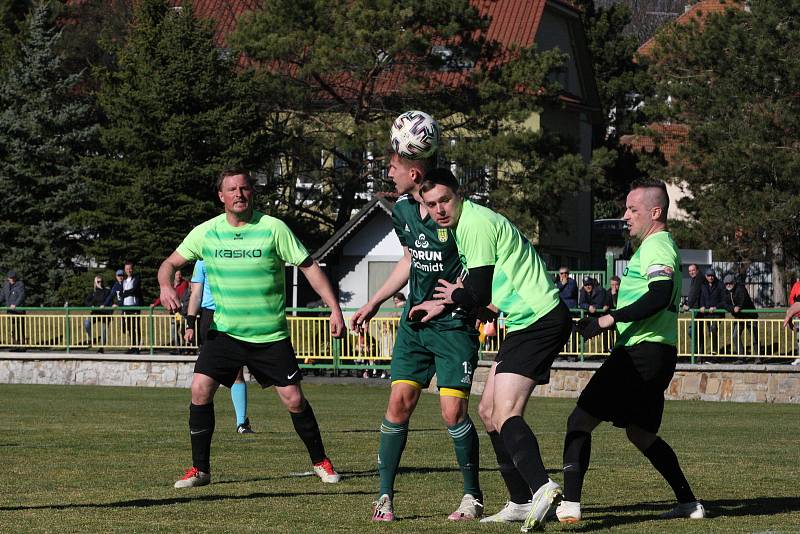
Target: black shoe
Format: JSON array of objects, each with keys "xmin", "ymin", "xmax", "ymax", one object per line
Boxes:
[
  {"xmin": 97, "ymin": 348, "xmax": 104, "ymax": 354},
  {"xmin": 237, "ymin": 418, "xmax": 256, "ymax": 434}
]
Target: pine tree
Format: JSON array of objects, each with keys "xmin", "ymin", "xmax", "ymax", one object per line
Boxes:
[
  {"xmin": 0, "ymin": 2, "xmax": 97, "ymax": 305},
  {"xmin": 647, "ymin": 0, "xmax": 800, "ymax": 304},
  {"xmin": 79, "ymin": 0, "xmax": 275, "ymax": 299},
  {"xmin": 232, "ymin": 0, "xmax": 593, "ymax": 242}
]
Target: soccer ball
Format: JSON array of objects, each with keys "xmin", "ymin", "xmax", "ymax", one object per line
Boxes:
[{"xmin": 390, "ymin": 110, "xmax": 440, "ymax": 160}]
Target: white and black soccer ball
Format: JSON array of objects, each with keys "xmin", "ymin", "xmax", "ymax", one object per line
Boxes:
[{"xmin": 390, "ymin": 110, "xmax": 440, "ymax": 160}]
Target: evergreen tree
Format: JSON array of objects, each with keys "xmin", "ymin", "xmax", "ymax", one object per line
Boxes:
[
  {"xmin": 574, "ymin": 0, "xmax": 659, "ymax": 220},
  {"xmin": 0, "ymin": 0, "xmax": 33, "ymax": 70},
  {"xmin": 232, "ymin": 0, "xmax": 593, "ymax": 242},
  {"xmin": 0, "ymin": 2, "xmax": 97, "ymax": 305},
  {"xmin": 80, "ymin": 0, "xmax": 275, "ymax": 300},
  {"xmin": 646, "ymin": 0, "xmax": 800, "ymax": 304}
]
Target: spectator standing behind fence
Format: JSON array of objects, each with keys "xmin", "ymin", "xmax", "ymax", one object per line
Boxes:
[
  {"xmin": 84, "ymin": 276, "xmax": 111, "ymax": 353},
  {"xmin": 721, "ymin": 274, "xmax": 759, "ymax": 359},
  {"xmin": 578, "ymin": 277, "xmax": 606, "ymax": 317},
  {"xmin": 0, "ymin": 270, "xmax": 26, "ymax": 350},
  {"xmin": 697, "ymin": 268, "xmax": 724, "ymax": 356},
  {"xmin": 152, "ymin": 269, "xmax": 190, "ymax": 353},
  {"xmin": 556, "ymin": 267, "xmax": 578, "ymax": 309},
  {"xmin": 605, "ymin": 276, "xmax": 620, "ymax": 312},
  {"xmin": 121, "ymin": 261, "xmax": 143, "ymax": 354},
  {"xmin": 683, "ymin": 264, "xmax": 701, "ymax": 311}
]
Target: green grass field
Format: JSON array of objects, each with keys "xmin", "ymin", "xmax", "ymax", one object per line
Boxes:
[{"xmin": 1, "ymin": 382, "xmax": 799, "ymax": 533}]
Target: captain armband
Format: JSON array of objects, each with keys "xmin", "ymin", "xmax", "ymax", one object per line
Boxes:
[{"xmin": 646, "ymin": 264, "xmax": 675, "ymax": 280}]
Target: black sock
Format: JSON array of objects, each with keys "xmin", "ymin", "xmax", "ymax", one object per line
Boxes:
[
  {"xmin": 500, "ymin": 416, "xmax": 549, "ymax": 492},
  {"xmin": 563, "ymin": 430, "xmax": 591, "ymax": 502},
  {"xmin": 290, "ymin": 401, "xmax": 326, "ymax": 464},
  {"xmin": 488, "ymin": 430, "xmax": 531, "ymax": 504},
  {"xmin": 189, "ymin": 402, "xmax": 215, "ymax": 473},
  {"xmin": 643, "ymin": 437, "xmax": 696, "ymax": 503}
]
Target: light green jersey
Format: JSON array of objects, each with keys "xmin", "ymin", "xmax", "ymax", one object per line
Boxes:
[
  {"xmin": 176, "ymin": 211, "xmax": 309, "ymax": 343},
  {"xmin": 454, "ymin": 200, "xmax": 560, "ymax": 332},
  {"xmin": 616, "ymin": 230, "xmax": 681, "ymax": 347}
]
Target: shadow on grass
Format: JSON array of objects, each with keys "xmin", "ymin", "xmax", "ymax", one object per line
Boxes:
[
  {"xmin": 0, "ymin": 489, "xmax": 374, "ymax": 512},
  {"xmin": 321, "ymin": 465, "xmax": 562, "ymax": 482},
  {"xmin": 566, "ymin": 496, "xmax": 800, "ymax": 531},
  {"xmin": 325, "ymin": 428, "xmax": 442, "ymax": 434}
]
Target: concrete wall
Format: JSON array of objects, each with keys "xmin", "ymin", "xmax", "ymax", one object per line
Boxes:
[
  {"xmin": 453, "ymin": 361, "xmax": 800, "ymax": 404},
  {"xmin": 2, "ymin": 353, "xmax": 797, "ymax": 404}
]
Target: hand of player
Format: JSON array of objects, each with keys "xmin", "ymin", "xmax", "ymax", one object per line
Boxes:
[
  {"xmin": 350, "ymin": 302, "xmax": 378, "ymax": 331},
  {"xmin": 475, "ymin": 306, "xmax": 499, "ymax": 324},
  {"xmin": 330, "ymin": 309, "xmax": 345, "ymax": 338},
  {"xmin": 159, "ymin": 285, "xmax": 180, "ymax": 313},
  {"xmin": 184, "ymin": 327, "xmax": 194, "ymax": 344},
  {"xmin": 576, "ymin": 314, "xmax": 614, "ymax": 340},
  {"xmin": 433, "ymin": 278, "xmax": 462, "ymax": 304},
  {"xmin": 408, "ymin": 300, "xmax": 446, "ymax": 322}
]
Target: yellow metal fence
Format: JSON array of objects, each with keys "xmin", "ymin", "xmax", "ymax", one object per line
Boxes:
[{"xmin": 0, "ymin": 308, "xmax": 797, "ymax": 367}]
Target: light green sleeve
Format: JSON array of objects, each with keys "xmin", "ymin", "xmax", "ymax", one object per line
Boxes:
[
  {"xmin": 274, "ymin": 220, "xmax": 310, "ymax": 266},
  {"xmin": 457, "ymin": 207, "xmax": 497, "ymax": 269},
  {"xmin": 176, "ymin": 223, "xmax": 208, "ymax": 262},
  {"xmin": 640, "ymin": 236, "xmax": 678, "ymax": 282}
]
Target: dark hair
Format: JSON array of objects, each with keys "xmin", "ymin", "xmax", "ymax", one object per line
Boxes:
[
  {"xmin": 630, "ymin": 178, "xmax": 669, "ymax": 211},
  {"xmin": 216, "ymin": 168, "xmax": 256, "ymax": 191},
  {"xmin": 420, "ymin": 167, "xmax": 460, "ymax": 195},
  {"xmin": 610, "ymin": 275, "xmax": 621, "ymax": 283},
  {"xmin": 124, "ymin": 260, "xmax": 134, "ymax": 268},
  {"xmin": 392, "ymin": 292, "xmax": 406, "ymax": 302}
]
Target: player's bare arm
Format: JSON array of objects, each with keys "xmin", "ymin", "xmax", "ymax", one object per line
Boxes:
[
  {"xmin": 299, "ymin": 257, "xmax": 345, "ymax": 337},
  {"xmin": 158, "ymin": 251, "xmax": 189, "ymax": 313},
  {"xmin": 350, "ymin": 248, "xmax": 412, "ymax": 331}
]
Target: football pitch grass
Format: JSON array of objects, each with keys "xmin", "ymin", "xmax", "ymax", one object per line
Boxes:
[{"xmin": 1, "ymin": 382, "xmax": 798, "ymax": 533}]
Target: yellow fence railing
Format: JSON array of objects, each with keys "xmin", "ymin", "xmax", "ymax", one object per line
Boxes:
[{"xmin": 1, "ymin": 308, "xmax": 797, "ymax": 368}]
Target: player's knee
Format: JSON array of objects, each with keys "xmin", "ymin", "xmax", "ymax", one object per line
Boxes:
[
  {"xmin": 566, "ymin": 410, "xmax": 584, "ymax": 432},
  {"xmin": 190, "ymin": 382, "xmax": 215, "ymax": 404},
  {"xmin": 625, "ymin": 425, "xmax": 655, "ymax": 451},
  {"xmin": 386, "ymin": 400, "xmax": 414, "ymax": 423},
  {"xmin": 566, "ymin": 408, "xmax": 595, "ymax": 433},
  {"xmin": 440, "ymin": 405, "xmax": 466, "ymax": 427},
  {"xmin": 278, "ymin": 387, "xmax": 305, "ymax": 412}
]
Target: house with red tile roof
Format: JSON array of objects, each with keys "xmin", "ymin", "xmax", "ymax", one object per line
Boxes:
[
  {"xmin": 254, "ymin": 0, "xmax": 603, "ymax": 309},
  {"xmin": 71, "ymin": 0, "xmax": 602, "ymax": 307},
  {"xmin": 622, "ymin": 0, "xmax": 744, "ymax": 221}
]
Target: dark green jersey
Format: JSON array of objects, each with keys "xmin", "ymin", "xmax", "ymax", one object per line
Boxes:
[{"xmin": 392, "ymin": 194, "xmax": 468, "ymax": 327}]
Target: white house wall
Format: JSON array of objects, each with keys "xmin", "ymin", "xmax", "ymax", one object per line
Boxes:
[{"xmin": 337, "ymin": 212, "xmax": 407, "ymax": 315}]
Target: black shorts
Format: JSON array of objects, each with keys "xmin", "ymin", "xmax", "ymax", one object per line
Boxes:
[
  {"xmin": 495, "ymin": 301, "xmax": 572, "ymax": 384},
  {"xmin": 577, "ymin": 342, "xmax": 677, "ymax": 433},
  {"xmin": 194, "ymin": 330, "xmax": 301, "ymax": 388},
  {"xmin": 198, "ymin": 307, "xmax": 215, "ymax": 347}
]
